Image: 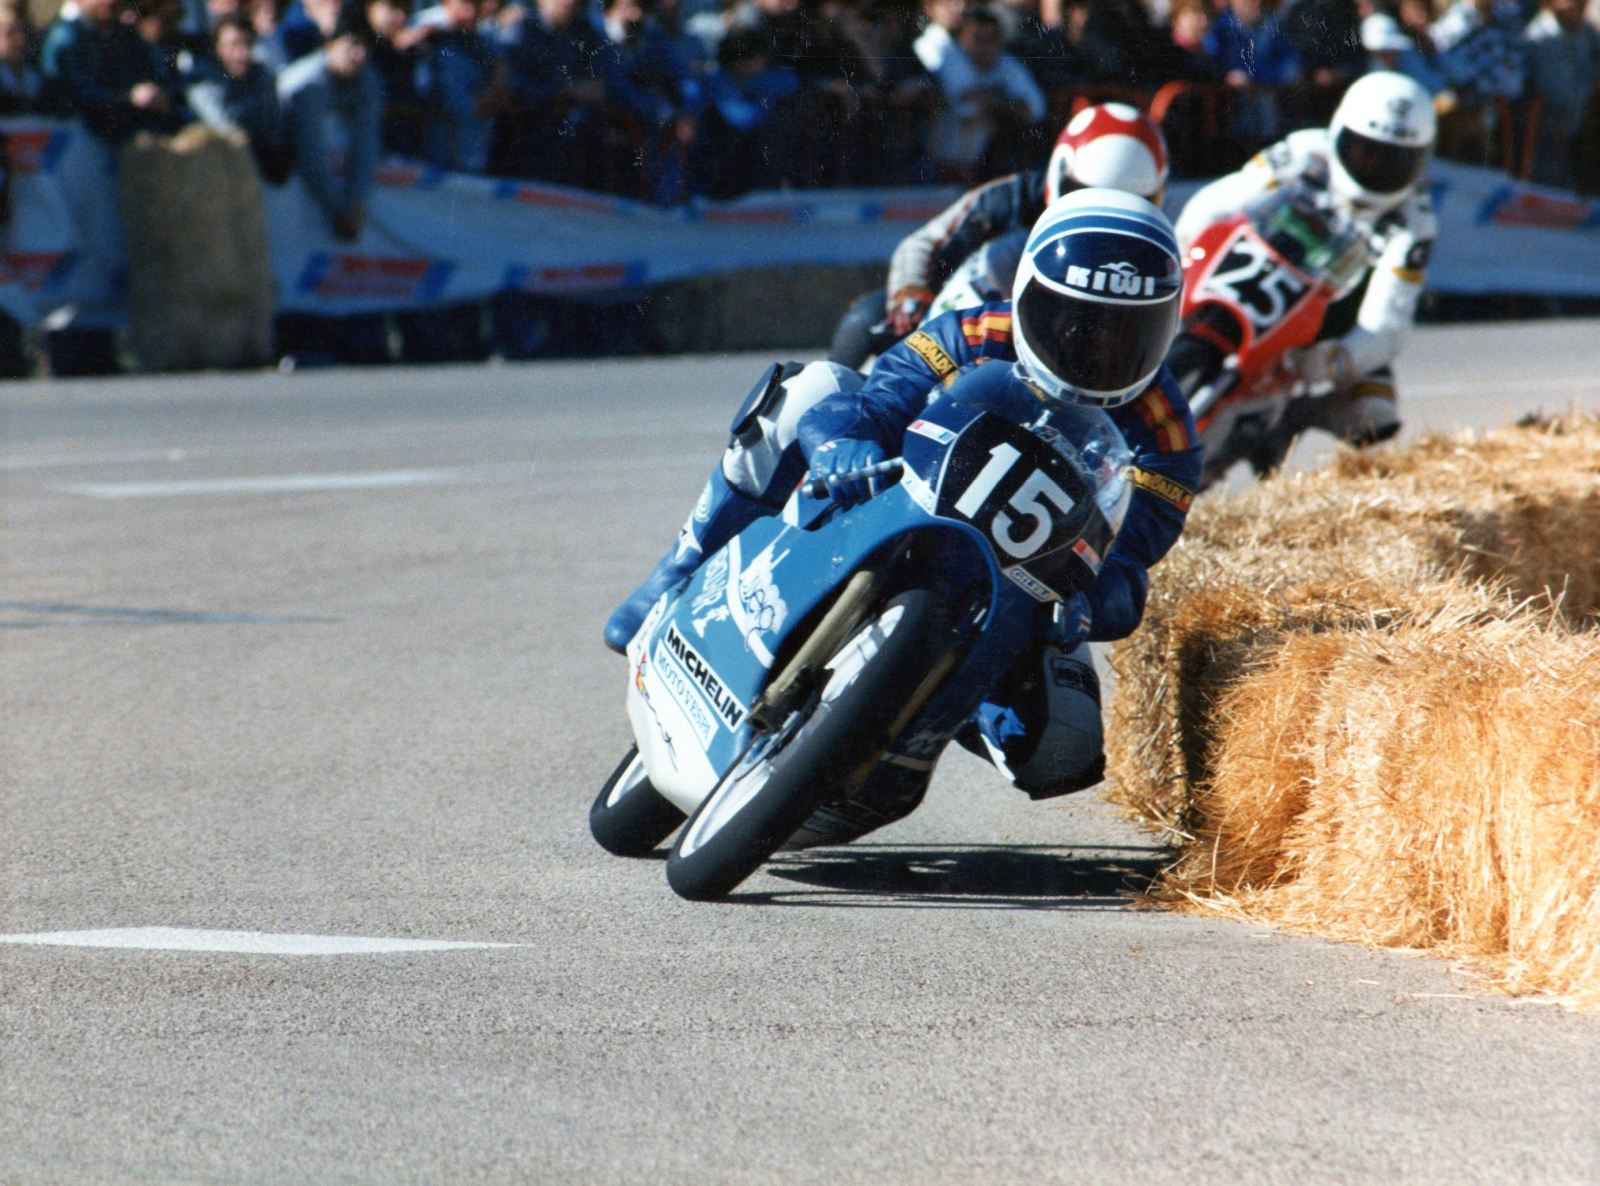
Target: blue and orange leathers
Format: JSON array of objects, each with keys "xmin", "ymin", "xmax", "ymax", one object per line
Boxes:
[{"xmin": 799, "ymin": 301, "xmax": 1203, "ymax": 645}]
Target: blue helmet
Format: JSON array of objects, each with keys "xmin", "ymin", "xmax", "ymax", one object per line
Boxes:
[{"xmin": 1011, "ymin": 188, "xmax": 1183, "ymax": 409}]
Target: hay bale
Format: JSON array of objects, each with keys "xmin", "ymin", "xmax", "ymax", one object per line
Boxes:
[
  {"xmin": 1105, "ymin": 413, "xmax": 1600, "ymax": 1007},
  {"xmin": 1159, "ymin": 613, "xmax": 1600, "ymax": 1008},
  {"xmin": 117, "ymin": 125, "xmax": 275, "ymax": 372}
]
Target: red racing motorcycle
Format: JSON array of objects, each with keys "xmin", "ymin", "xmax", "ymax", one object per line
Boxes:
[{"xmin": 1165, "ymin": 187, "xmax": 1372, "ymax": 491}]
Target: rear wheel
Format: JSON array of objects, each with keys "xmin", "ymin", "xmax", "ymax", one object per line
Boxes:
[
  {"xmin": 589, "ymin": 747, "xmax": 686, "ymax": 857},
  {"xmin": 665, "ymin": 587, "xmax": 954, "ymax": 901}
]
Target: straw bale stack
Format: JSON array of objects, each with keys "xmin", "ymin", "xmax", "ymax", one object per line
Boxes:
[
  {"xmin": 117, "ymin": 125, "xmax": 275, "ymax": 372},
  {"xmin": 1106, "ymin": 412, "xmax": 1600, "ymax": 1007},
  {"xmin": 1162, "ymin": 612, "xmax": 1600, "ymax": 1008}
]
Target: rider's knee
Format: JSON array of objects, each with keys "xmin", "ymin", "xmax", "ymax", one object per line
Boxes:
[
  {"xmin": 1315, "ymin": 373, "xmax": 1401, "ymax": 448},
  {"xmin": 723, "ymin": 361, "xmax": 866, "ymax": 500},
  {"xmin": 983, "ymin": 644, "xmax": 1106, "ymax": 800}
]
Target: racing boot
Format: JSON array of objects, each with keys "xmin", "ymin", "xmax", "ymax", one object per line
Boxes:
[
  {"xmin": 603, "ymin": 464, "xmax": 766, "ymax": 653},
  {"xmin": 958, "ymin": 642, "xmax": 1105, "ymax": 800}
]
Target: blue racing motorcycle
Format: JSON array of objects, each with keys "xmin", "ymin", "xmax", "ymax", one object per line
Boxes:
[{"xmin": 591, "ymin": 373, "xmax": 1134, "ymax": 900}]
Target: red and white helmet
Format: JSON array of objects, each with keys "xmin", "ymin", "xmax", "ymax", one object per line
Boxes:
[{"xmin": 1045, "ymin": 102, "xmax": 1170, "ymax": 205}]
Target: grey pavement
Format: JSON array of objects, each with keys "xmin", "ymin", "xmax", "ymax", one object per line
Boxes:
[{"xmin": 2, "ymin": 322, "xmax": 1598, "ymax": 1185}]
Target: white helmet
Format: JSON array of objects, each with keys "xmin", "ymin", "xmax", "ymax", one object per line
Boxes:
[
  {"xmin": 1045, "ymin": 102, "xmax": 1170, "ymax": 205},
  {"xmin": 1011, "ymin": 188, "xmax": 1183, "ymax": 409},
  {"xmin": 1327, "ymin": 71, "xmax": 1435, "ymax": 212}
]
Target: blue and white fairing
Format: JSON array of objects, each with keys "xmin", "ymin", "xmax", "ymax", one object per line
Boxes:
[{"xmin": 626, "ymin": 366, "xmax": 1133, "ymax": 815}]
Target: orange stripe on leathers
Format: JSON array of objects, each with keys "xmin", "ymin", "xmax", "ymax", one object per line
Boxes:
[
  {"xmin": 960, "ymin": 313, "xmax": 1012, "ymax": 348},
  {"xmin": 1130, "ymin": 382, "xmax": 1191, "ymax": 453}
]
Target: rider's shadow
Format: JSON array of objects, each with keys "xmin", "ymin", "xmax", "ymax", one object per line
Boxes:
[{"xmin": 748, "ymin": 844, "xmax": 1167, "ymax": 909}]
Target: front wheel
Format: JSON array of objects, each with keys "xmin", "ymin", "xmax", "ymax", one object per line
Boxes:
[
  {"xmin": 665, "ymin": 587, "xmax": 954, "ymax": 901},
  {"xmin": 590, "ymin": 747, "xmax": 686, "ymax": 857}
]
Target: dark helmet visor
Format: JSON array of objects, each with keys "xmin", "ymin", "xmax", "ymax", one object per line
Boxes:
[
  {"xmin": 1335, "ymin": 127, "xmax": 1429, "ymax": 196},
  {"xmin": 1016, "ymin": 279, "xmax": 1180, "ymax": 397}
]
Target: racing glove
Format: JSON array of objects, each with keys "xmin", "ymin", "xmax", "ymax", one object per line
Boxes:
[
  {"xmin": 809, "ymin": 438, "xmax": 888, "ymax": 507},
  {"xmin": 886, "ymin": 286, "xmax": 934, "ymax": 336},
  {"xmin": 1286, "ymin": 341, "xmax": 1354, "ymax": 393}
]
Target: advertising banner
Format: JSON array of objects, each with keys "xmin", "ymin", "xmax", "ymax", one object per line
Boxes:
[{"xmin": 5, "ymin": 117, "xmax": 1600, "ymax": 329}]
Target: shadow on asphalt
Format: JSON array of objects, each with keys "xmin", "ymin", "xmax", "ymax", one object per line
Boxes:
[{"xmin": 737, "ymin": 844, "xmax": 1168, "ymax": 909}]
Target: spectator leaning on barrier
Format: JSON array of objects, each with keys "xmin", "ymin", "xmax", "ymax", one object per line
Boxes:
[
  {"xmin": 1204, "ymin": 0, "xmax": 1304, "ymax": 149},
  {"xmin": 493, "ymin": 0, "xmax": 625, "ymax": 182},
  {"xmin": 277, "ymin": 3, "xmax": 380, "ymax": 240},
  {"xmin": 687, "ymin": 24, "xmax": 799, "ymax": 195},
  {"xmin": 364, "ymin": 0, "xmax": 426, "ymax": 154},
  {"xmin": 413, "ymin": 0, "xmax": 504, "ymax": 172},
  {"xmin": 0, "ymin": 2, "xmax": 44, "ymax": 112},
  {"xmin": 842, "ymin": 0, "xmax": 938, "ymax": 183},
  {"xmin": 603, "ymin": 0, "xmax": 696, "ymax": 199},
  {"xmin": 187, "ymin": 14, "xmax": 290, "ymax": 174},
  {"xmin": 928, "ymin": 6, "xmax": 1045, "ymax": 179},
  {"xmin": 1520, "ymin": 0, "xmax": 1600, "ymax": 185},
  {"xmin": 40, "ymin": 0, "xmax": 189, "ymax": 142},
  {"xmin": 1431, "ymin": 0, "xmax": 1526, "ymax": 161}
]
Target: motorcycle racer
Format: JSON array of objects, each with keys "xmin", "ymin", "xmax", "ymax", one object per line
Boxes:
[
  {"xmin": 828, "ymin": 103, "xmax": 1170, "ymax": 368},
  {"xmin": 606, "ymin": 189, "xmax": 1200, "ymax": 825},
  {"xmin": 1172, "ymin": 70, "xmax": 1438, "ymax": 462}
]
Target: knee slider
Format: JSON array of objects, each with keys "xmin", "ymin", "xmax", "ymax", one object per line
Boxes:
[{"xmin": 1011, "ymin": 649, "xmax": 1105, "ymax": 800}]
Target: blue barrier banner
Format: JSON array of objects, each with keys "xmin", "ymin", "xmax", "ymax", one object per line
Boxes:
[
  {"xmin": 5, "ymin": 117, "xmax": 1600, "ymax": 328},
  {"xmin": 261, "ymin": 165, "xmax": 962, "ymax": 314}
]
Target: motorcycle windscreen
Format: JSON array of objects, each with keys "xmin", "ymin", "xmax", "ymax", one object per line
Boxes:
[
  {"xmin": 1335, "ymin": 128, "xmax": 1429, "ymax": 197},
  {"xmin": 1016, "ymin": 280, "xmax": 1179, "ymax": 397}
]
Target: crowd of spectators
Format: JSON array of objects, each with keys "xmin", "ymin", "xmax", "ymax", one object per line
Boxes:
[
  {"xmin": 0, "ymin": 0, "xmax": 1596, "ymax": 371},
  {"xmin": 3, "ymin": 0, "xmax": 1597, "ymax": 207}
]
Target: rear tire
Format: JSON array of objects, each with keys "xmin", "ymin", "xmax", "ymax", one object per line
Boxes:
[
  {"xmin": 590, "ymin": 747, "xmax": 686, "ymax": 857},
  {"xmin": 665, "ymin": 587, "xmax": 954, "ymax": 901}
]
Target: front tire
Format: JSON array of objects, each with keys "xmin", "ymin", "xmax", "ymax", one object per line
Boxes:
[
  {"xmin": 665, "ymin": 587, "xmax": 954, "ymax": 901},
  {"xmin": 590, "ymin": 747, "xmax": 686, "ymax": 857}
]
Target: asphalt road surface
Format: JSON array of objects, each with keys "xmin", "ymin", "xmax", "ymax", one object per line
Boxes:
[{"xmin": 3, "ymin": 320, "xmax": 1599, "ymax": 1185}]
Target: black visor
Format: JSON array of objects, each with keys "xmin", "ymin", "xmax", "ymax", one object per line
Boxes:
[
  {"xmin": 1016, "ymin": 279, "xmax": 1179, "ymax": 398},
  {"xmin": 1336, "ymin": 127, "xmax": 1428, "ymax": 196}
]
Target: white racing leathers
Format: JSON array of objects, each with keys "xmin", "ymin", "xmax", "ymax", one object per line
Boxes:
[{"xmin": 1174, "ymin": 128, "xmax": 1438, "ymax": 446}]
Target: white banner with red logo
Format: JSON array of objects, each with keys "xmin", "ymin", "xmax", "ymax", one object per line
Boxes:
[{"xmin": 4, "ymin": 117, "xmax": 1600, "ymax": 329}]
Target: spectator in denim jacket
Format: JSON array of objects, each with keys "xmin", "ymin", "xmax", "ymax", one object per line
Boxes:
[
  {"xmin": 1521, "ymin": 0, "xmax": 1600, "ymax": 184},
  {"xmin": 689, "ymin": 25, "xmax": 799, "ymax": 194},
  {"xmin": 604, "ymin": 0, "xmax": 695, "ymax": 198},
  {"xmin": 1204, "ymin": 0, "xmax": 1303, "ymax": 144},
  {"xmin": 41, "ymin": 0, "xmax": 188, "ymax": 142},
  {"xmin": 1432, "ymin": 0, "xmax": 1526, "ymax": 99},
  {"xmin": 493, "ymin": 0, "xmax": 626, "ymax": 180},
  {"xmin": 187, "ymin": 15, "xmax": 289, "ymax": 173},
  {"xmin": 0, "ymin": 3, "xmax": 44, "ymax": 113},
  {"xmin": 278, "ymin": 6, "xmax": 381, "ymax": 239},
  {"xmin": 1431, "ymin": 0, "xmax": 1526, "ymax": 159},
  {"xmin": 414, "ymin": 0, "xmax": 504, "ymax": 171}
]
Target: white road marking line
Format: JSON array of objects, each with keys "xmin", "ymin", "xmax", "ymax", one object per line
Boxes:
[
  {"xmin": 0, "ymin": 927, "xmax": 520, "ymax": 955},
  {"xmin": 57, "ymin": 468, "xmax": 488, "ymax": 500},
  {"xmin": 1406, "ymin": 375, "xmax": 1600, "ymax": 401}
]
